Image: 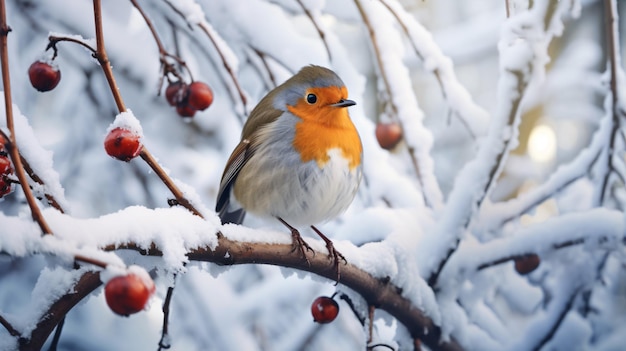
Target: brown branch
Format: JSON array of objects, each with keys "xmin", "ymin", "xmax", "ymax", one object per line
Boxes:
[
  {"xmin": 295, "ymin": 0, "xmax": 332, "ymax": 61},
  {"xmin": 0, "ymin": 0, "xmax": 53, "ymax": 235},
  {"xmin": 93, "ymin": 0, "xmax": 126, "ymax": 112},
  {"xmin": 25, "ymin": 234, "xmax": 463, "ymax": 351}
]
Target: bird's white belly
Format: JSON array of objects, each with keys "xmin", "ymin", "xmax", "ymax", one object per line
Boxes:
[{"xmin": 234, "ymin": 148, "xmax": 361, "ymax": 226}]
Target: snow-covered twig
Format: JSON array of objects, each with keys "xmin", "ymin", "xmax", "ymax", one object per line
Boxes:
[
  {"xmin": 378, "ymin": 0, "xmax": 489, "ymax": 138},
  {"xmin": 477, "ymin": 112, "xmax": 608, "ymax": 232},
  {"xmin": 427, "ymin": 0, "xmax": 571, "ymax": 287},
  {"xmin": 597, "ymin": 0, "xmax": 623, "ymax": 204},
  {"xmin": 353, "ymin": 0, "xmax": 442, "ymax": 210}
]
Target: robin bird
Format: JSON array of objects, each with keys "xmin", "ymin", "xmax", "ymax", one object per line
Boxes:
[{"xmin": 215, "ymin": 65, "xmax": 362, "ymax": 277}]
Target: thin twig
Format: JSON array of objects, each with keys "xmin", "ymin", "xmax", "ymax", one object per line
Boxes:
[
  {"xmin": 0, "ymin": 314, "xmax": 19, "ymax": 337},
  {"xmin": 531, "ymin": 286, "xmax": 582, "ymax": 351},
  {"xmin": 47, "ymin": 317, "xmax": 65, "ymax": 351},
  {"xmin": 196, "ymin": 22, "xmax": 248, "ymax": 115},
  {"xmin": 367, "ymin": 305, "xmax": 375, "ymax": 344},
  {"xmin": 295, "ymin": 0, "xmax": 332, "ymax": 61},
  {"xmin": 129, "ymin": 0, "xmax": 190, "ymax": 84},
  {"xmin": 158, "ymin": 286, "xmax": 175, "ymax": 350},
  {"xmin": 0, "ymin": 0, "xmax": 53, "ymax": 235},
  {"xmin": 74, "ymin": 254, "xmax": 109, "ymax": 268},
  {"xmin": 47, "ymin": 35, "xmax": 96, "ymax": 56},
  {"xmin": 599, "ymin": 0, "xmax": 621, "ymax": 204}
]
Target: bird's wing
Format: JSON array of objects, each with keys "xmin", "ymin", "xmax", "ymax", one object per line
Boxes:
[
  {"xmin": 216, "ymin": 97, "xmax": 284, "ymax": 224},
  {"xmin": 216, "ymin": 139, "xmax": 251, "ymax": 224}
]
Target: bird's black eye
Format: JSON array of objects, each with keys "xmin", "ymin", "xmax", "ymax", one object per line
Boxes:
[{"xmin": 306, "ymin": 93, "xmax": 317, "ymax": 104}]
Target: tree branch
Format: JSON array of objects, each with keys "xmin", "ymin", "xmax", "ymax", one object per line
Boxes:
[{"xmin": 23, "ymin": 233, "xmax": 463, "ymax": 351}]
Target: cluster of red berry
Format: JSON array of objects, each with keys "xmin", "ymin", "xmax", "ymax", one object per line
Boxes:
[
  {"xmin": 0, "ymin": 136, "xmax": 13, "ymax": 198},
  {"xmin": 165, "ymin": 80, "xmax": 214, "ymax": 118},
  {"xmin": 27, "ymin": 58, "xmax": 215, "ymax": 165}
]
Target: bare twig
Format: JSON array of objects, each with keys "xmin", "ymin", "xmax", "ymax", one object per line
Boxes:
[
  {"xmin": 158, "ymin": 286, "xmax": 175, "ymax": 350},
  {"xmin": 47, "ymin": 35, "xmax": 96, "ymax": 56},
  {"xmin": 0, "ymin": 0, "xmax": 53, "ymax": 235},
  {"xmin": 295, "ymin": 0, "xmax": 332, "ymax": 61},
  {"xmin": 196, "ymin": 22, "xmax": 248, "ymax": 115}
]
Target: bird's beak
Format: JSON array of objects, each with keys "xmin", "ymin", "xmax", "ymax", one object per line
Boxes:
[{"xmin": 331, "ymin": 99, "xmax": 356, "ymax": 108}]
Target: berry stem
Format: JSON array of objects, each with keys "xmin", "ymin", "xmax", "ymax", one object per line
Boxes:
[{"xmin": 0, "ymin": 0, "xmax": 53, "ymax": 235}]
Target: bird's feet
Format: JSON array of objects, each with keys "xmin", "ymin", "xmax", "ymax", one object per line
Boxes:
[
  {"xmin": 311, "ymin": 225, "xmax": 347, "ymax": 284},
  {"xmin": 278, "ymin": 217, "xmax": 314, "ymax": 265}
]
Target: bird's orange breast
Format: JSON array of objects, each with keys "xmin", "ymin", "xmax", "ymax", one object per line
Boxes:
[{"xmin": 289, "ymin": 102, "xmax": 361, "ymax": 170}]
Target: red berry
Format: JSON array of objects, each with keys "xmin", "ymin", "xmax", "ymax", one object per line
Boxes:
[
  {"xmin": 514, "ymin": 254, "xmax": 540, "ymax": 275},
  {"xmin": 0, "ymin": 156, "xmax": 13, "ymax": 198},
  {"xmin": 105, "ymin": 273, "xmax": 155, "ymax": 316},
  {"xmin": 165, "ymin": 81, "xmax": 186, "ymax": 106},
  {"xmin": 311, "ymin": 296, "xmax": 339, "ymax": 324},
  {"xmin": 104, "ymin": 127, "xmax": 142, "ymax": 162},
  {"xmin": 176, "ymin": 104, "xmax": 197, "ymax": 118},
  {"xmin": 186, "ymin": 81, "xmax": 213, "ymax": 111},
  {"xmin": 28, "ymin": 61, "xmax": 61, "ymax": 92},
  {"xmin": 375, "ymin": 122, "xmax": 403, "ymax": 150}
]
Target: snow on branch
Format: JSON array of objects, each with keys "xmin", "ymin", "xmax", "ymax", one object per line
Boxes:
[{"xmin": 425, "ymin": 0, "xmax": 578, "ymax": 287}]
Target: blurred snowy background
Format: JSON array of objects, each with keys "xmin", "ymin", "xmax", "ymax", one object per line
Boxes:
[{"xmin": 1, "ymin": 0, "xmax": 626, "ymax": 350}]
